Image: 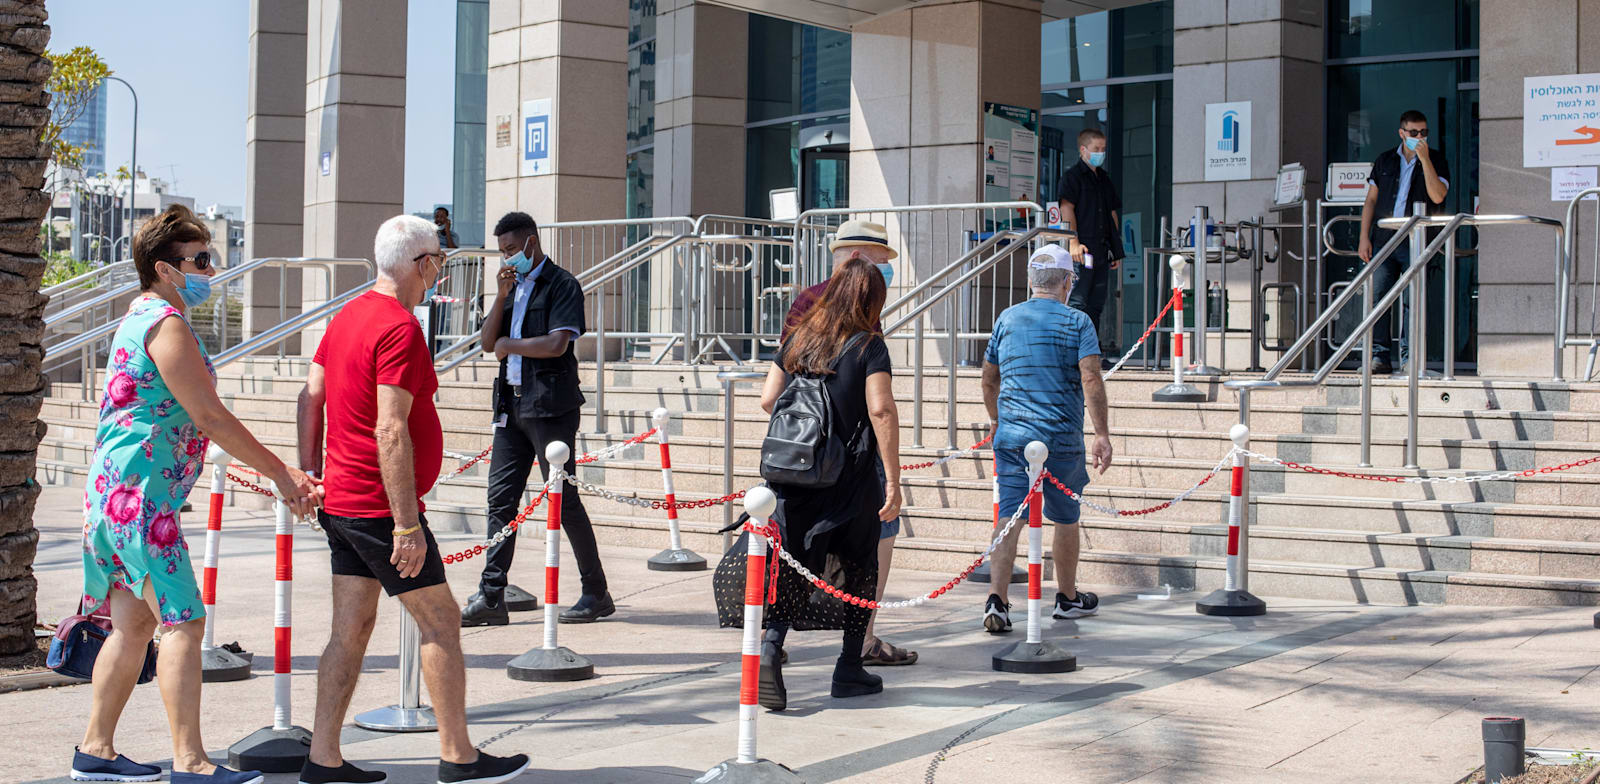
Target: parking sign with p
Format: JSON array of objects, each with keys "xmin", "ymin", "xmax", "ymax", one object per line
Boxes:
[{"xmin": 521, "ymin": 98, "xmax": 552, "ymax": 176}]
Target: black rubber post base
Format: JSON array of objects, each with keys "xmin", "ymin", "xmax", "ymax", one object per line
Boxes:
[
  {"xmin": 648, "ymin": 547, "xmax": 708, "ymax": 572},
  {"xmin": 1593, "ymin": 611, "xmax": 1598, "ymax": 629},
  {"xmin": 971, "ymin": 561, "xmax": 1028, "ymax": 585},
  {"xmin": 506, "ymin": 646, "xmax": 595, "ymax": 682},
  {"xmin": 694, "ymin": 759, "xmax": 805, "ymax": 783},
  {"xmin": 200, "ymin": 645, "xmax": 253, "ymax": 683},
  {"xmin": 503, "ymin": 584, "xmax": 540, "ymax": 612},
  {"xmin": 1152, "ymin": 382, "xmax": 1207, "ymax": 403},
  {"xmin": 1195, "ymin": 588, "xmax": 1267, "ymax": 617},
  {"xmin": 992, "ymin": 640, "xmax": 1077, "ymax": 673},
  {"xmin": 227, "ymin": 725, "xmax": 311, "ymax": 773}
]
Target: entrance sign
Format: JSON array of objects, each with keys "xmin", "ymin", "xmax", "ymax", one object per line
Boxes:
[
  {"xmin": 521, "ymin": 98, "xmax": 552, "ymax": 177},
  {"xmin": 1325, "ymin": 162, "xmax": 1372, "ymax": 202},
  {"xmin": 1524, "ymin": 74, "xmax": 1600, "ymax": 167},
  {"xmin": 1204, "ymin": 101, "xmax": 1251, "ymax": 181},
  {"xmin": 1551, "ymin": 166, "xmax": 1599, "ymax": 201},
  {"xmin": 983, "ymin": 102, "xmax": 1038, "ymax": 207}
]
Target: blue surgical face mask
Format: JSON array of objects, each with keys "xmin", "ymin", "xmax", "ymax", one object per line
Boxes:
[
  {"xmin": 166, "ymin": 266, "xmax": 212, "ymax": 307},
  {"xmin": 877, "ymin": 263, "xmax": 894, "ymax": 288},
  {"xmin": 1087, "ymin": 151, "xmax": 1106, "ymax": 168},
  {"xmin": 420, "ymin": 257, "xmax": 440, "ymax": 304},
  {"xmin": 1404, "ymin": 136, "xmax": 1420, "ymax": 152},
  {"xmin": 504, "ymin": 237, "xmax": 535, "ymax": 276}
]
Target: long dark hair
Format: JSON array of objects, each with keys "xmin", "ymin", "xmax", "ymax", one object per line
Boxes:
[{"xmin": 782, "ymin": 257, "xmax": 886, "ymax": 375}]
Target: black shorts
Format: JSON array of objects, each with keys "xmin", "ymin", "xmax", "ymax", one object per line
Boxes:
[{"xmin": 320, "ymin": 511, "xmax": 447, "ymax": 597}]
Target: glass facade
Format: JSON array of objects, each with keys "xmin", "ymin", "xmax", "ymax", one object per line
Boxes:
[
  {"xmin": 744, "ymin": 16, "xmax": 851, "ymax": 218},
  {"xmin": 63, "ymin": 84, "xmax": 107, "ymax": 175},
  {"xmin": 451, "ymin": 0, "xmax": 488, "ymax": 248},
  {"xmin": 627, "ymin": 0, "xmax": 657, "ymax": 221}
]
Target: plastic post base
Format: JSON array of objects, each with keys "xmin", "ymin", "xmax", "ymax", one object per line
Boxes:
[
  {"xmin": 1151, "ymin": 382, "xmax": 1207, "ymax": 403},
  {"xmin": 647, "ymin": 547, "xmax": 708, "ymax": 572},
  {"xmin": 694, "ymin": 760, "xmax": 806, "ymax": 783},
  {"xmin": 1593, "ymin": 611, "xmax": 1599, "ymax": 629},
  {"xmin": 199, "ymin": 645, "xmax": 253, "ymax": 683},
  {"xmin": 503, "ymin": 584, "xmax": 540, "ymax": 612},
  {"xmin": 971, "ymin": 561, "xmax": 1028, "ymax": 584},
  {"xmin": 227, "ymin": 725, "xmax": 311, "ymax": 773},
  {"xmin": 1195, "ymin": 589, "xmax": 1267, "ymax": 617},
  {"xmin": 992, "ymin": 640, "xmax": 1077, "ymax": 673},
  {"xmin": 506, "ymin": 646, "xmax": 595, "ymax": 682},
  {"xmin": 1186, "ymin": 364, "xmax": 1225, "ymax": 377},
  {"xmin": 354, "ymin": 704, "xmax": 438, "ymax": 733}
]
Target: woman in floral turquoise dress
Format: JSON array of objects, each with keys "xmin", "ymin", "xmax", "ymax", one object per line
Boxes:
[{"xmin": 72, "ymin": 205, "xmax": 320, "ymax": 784}]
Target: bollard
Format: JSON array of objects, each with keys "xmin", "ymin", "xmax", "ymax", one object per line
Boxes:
[
  {"xmin": 973, "ymin": 456, "xmax": 1026, "ymax": 585},
  {"xmin": 354, "ymin": 606, "xmax": 438, "ymax": 732},
  {"xmin": 696, "ymin": 486, "xmax": 802, "ymax": 784},
  {"xmin": 228, "ymin": 500, "xmax": 312, "ymax": 772},
  {"xmin": 1153, "ymin": 255, "xmax": 1206, "ymax": 403},
  {"xmin": 200, "ymin": 446, "xmax": 251, "ymax": 682},
  {"xmin": 1481, "ymin": 717, "xmax": 1526, "ymax": 783},
  {"xmin": 1197, "ymin": 424, "xmax": 1267, "ymax": 616},
  {"xmin": 993, "ymin": 441, "xmax": 1077, "ymax": 674},
  {"xmin": 507, "ymin": 441, "xmax": 595, "ymax": 681},
  {"xmin": 647, "ymin": 408, "xmax": 706, "ymax": 572}
]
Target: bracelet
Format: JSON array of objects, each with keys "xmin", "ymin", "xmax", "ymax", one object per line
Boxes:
[{"xmin": 392, "ymin": 523, "xmax": 422, "ymax": 537}]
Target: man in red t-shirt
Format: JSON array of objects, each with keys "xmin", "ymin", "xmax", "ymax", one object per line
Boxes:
[{"xmin": 296, "ymin": 215, "xmax": 530, "ymax": 784}]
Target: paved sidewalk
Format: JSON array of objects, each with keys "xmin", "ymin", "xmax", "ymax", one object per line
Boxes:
[{"xmin": 10, "ymin": 485, "xmax": 1600, "ymax": 783}]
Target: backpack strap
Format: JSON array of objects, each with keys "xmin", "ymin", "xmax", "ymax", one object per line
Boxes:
[{"xmin": 829, "ymin": 331, "xmax": 870, "ymax": 371}]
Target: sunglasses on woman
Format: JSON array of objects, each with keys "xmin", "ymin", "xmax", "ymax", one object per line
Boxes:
[{"xmin": 160, "ymin": 250, "xmax": 215, "ymax": 271}]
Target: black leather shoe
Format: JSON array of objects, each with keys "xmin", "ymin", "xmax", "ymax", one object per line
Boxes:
[
  {"xmin": 460, "ymin": 593, "xmax": 509, "ymax": 627},
  {"xmin": 758, "ymin": 641, "xmax": 787, "ymax": 711},
  {"xmin": 558, "ymin": 593, "xmax": 615, "ymax": 623}
]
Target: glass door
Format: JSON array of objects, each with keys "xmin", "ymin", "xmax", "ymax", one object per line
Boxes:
[{"xmin": 801, "ymin": 146, "xmax": 848, "ymax": 211}]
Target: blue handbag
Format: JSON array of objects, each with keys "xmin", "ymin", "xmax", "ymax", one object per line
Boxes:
[{"xmin": 47, "ymin": 603, "xmax": 158, "ymax": 683}]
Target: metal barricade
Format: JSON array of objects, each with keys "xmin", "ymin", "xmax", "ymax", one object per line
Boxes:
[{"xmin": 1560, "ymin": 186, "xmax": 1600, "ymax": 380}]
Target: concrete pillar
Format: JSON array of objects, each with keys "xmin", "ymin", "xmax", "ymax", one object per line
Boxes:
[
  {"xmin": 1477, "ymin": 0, "xmax": 1595, "ymax": 378},
  {"xmin": 245, "ymin": 0, "xmax": 307, "ymax": 340},
  {"xmin": 1170, "ymin": 0, "xmax": 1325, "ymax": 365}
]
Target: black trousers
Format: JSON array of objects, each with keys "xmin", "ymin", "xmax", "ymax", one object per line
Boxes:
[
  {"xmin": 1068, "ymin": 240, "xmax": 1116, "ymax": 345},
  {"xmin": 478, "ymin": 405, "xmax": 608, "ymax": 602}
]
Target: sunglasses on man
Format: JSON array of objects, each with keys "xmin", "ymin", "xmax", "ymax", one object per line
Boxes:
[{"xmin": 1400, "ymin": 128, "xmax": 1429, "ymax": 138}]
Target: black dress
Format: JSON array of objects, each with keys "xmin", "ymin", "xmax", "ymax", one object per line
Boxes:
[{"xmin": 715, "ymin": 335, "xmax": 893, "ymax": 634}]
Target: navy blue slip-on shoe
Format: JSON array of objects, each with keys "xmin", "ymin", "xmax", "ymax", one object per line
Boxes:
[
  {"xmin": 299, "ymin": 759, "xmax": 388, "ymax": 784},
  {"xmin": 171, "ymin": 766, "xmax": 264, "ymax": 784},
  {"xmin": 70, "ymin": 748, "xmax": 161, "ymax": 782},
  {"xmin": 437, "ymin": 751, "xmax": 531, "ymax": 784}
]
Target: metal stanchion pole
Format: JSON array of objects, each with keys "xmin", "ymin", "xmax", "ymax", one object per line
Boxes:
[
  {"xmin": 200, "ymin": 446, "xmax": 251, "ymax": 682},
  {"xmin": 355, "ymin": 606, "xmax": 438, "ymax": 731},
  {"xmin": 1154, "ymin": 256, "xmax": 1206, "ymax": 402},
  {"xmin": 698, "ymin": 487, "xmax": 802, "ymax": 784},
  {"xmin": 648, "ymin": 408, "xmax": 706, "ymax": 571},
  {"xmin": 228, "ymin": 500, "xmax": 312, "ymax": 772},
  {"xmin": 993, "ymin": 441, "xmax": 1076, "ymax": 673},
  {"xmin": 1196, "ymin": 419, "xmax": 1266, "ymax": 617},
  {"xmin": 507, "ymin": 441, "xmax": 594, "ymax": 681},
  {"xmin": 1189, "ymin": 206, "xmax": 1223, "ymax": 375}
]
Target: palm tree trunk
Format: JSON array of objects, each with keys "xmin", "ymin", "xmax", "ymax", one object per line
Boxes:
[{"xmin": 0, "ymin": 0, "xmax": 52, "ymax": 656}]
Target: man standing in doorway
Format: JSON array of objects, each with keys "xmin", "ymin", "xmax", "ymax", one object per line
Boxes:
[
  {"xmin": 1057, "ymin": 127, "xmax": 1125, "ymax": 362},
  {"xmin": 460, "ymin": 212, "xmax": 613, "ymax": 626},
  {"xmin": 781, "ymin": 220, "xmax": 918, "ymax": 667},
  {"xmin": 435, "ymin": 207, "xmax": 459, "ymax": 249},
  {"xmin": 1357, "ymin": 109, "xmax": 1450, "ymax": 375}
]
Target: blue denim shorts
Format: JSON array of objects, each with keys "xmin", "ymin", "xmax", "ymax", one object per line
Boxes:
[{"xmin": 994, "ymin": 444, "xmax": 1089, "ymax": 525}]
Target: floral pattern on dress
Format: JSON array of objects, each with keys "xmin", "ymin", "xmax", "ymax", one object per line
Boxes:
[{"xmin": 81, "ymin": 297, "xmax": 214, "ymax": 624}]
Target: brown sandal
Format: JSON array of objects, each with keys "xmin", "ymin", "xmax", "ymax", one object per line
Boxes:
[{"xmin": 862, "ymin": 639, "xmax": 918, "ymax": 666}]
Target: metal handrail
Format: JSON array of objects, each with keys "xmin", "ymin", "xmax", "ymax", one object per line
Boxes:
[
  {"xmin": 212, "ymin": 282, "xmax": 376, "ymax": 367},
  {"xmin": 692, "ymin": 214, "xmax": 797, "ymax": 233},
  {"xmin": 44, "ymin": 279, "xmax": 143, "ymax": 328},
  {"xmin": 717, "ymin": 369, "xmax": 768, "ymax": 547},
  {"xmin": 1560, "ymin": 188, "xmax": 1600, "ymax": 381},
  {"xmin": 43, "ymin": 260, "xmax": 133, "ymax": 297},
  {"xmin": 884, "ymin": 226, "xmax": 1075, "ymax": 335}
]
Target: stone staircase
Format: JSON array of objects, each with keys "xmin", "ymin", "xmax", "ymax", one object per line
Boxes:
[{"xmin": 37, "ymin": 359, "xmax": 1600, "ymax": 607}]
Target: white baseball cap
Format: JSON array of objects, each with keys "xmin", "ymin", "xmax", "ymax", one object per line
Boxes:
[{"xmin": 1028, "ymin": 243, "xmax": 1076, "ymax": 274}]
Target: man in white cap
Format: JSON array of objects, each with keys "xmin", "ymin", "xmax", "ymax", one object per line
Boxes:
[
  {"xmin": 979, "ymin": 243, "xmax": 1113, "ymax": 633},
  {"xmin": 779, "ymin": 219, "xmax": 917, "ymax": 667}
]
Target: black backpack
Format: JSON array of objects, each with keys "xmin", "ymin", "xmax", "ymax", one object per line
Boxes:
[{"xmin": 760, "ymin": 333, "xmax": 869, "ymax": 488}]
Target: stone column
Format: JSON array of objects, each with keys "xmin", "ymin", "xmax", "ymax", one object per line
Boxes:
[
  {"xmin": 485, "ymin": 0, "xmax": 627, "ymax": 359},
  {"xmin": 245, "ymin": 0, "xmax": 307, "ymax": 341},
  {"xmin": 1477, "ymin": 0, "xmax": 1599, "ymax": 378},
  {"xmin": 1171, "ymin": 0, "xmax": 1325, "ymax": 365}
]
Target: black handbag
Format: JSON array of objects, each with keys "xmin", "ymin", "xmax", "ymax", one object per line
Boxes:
[{"xmin": 46, "ymin": 602, "xmax": 158, "ymax": 683}]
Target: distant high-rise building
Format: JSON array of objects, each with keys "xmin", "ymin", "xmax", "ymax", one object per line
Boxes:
[{"xmin": 62, "ymin": 83, "xmax": 107, "ymax": 175}]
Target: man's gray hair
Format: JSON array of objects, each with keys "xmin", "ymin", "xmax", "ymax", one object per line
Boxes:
[
  {"xmin": 374, "ymin": 214, "xmax": 439, "ymax": 279},
  {"xmin": 1029, "ymin": 265, "xmax": 1073, "ymax": 290}
]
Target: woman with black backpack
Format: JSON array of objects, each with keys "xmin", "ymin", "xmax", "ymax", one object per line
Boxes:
[{"xmin": 742, "ymin": 256, "xmax": 902, "ymax": 711}]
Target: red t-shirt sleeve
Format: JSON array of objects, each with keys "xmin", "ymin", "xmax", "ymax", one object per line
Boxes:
[
  {"xmin": 312, "ymin": 332, "xmax": 328, "ymax": 366},
  {"xmin": 373, "ymin": 321, "xmax": 430, "ymax": 396}
]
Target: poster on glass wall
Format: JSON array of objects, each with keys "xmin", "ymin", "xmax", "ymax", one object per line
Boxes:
[{"xmin": 984, "ymin": 102, "xmax": 1039, "ymax": 210}]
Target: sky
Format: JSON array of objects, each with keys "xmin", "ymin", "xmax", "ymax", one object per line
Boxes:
[{"xmin": 46, "ymin": 0, "xmax": 457, "ymax": 216}]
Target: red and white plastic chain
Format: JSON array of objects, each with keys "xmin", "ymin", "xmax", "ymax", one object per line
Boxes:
[
  {"xmin": 1102, "ymin": 288, "xmax": 1182, "ymax": 379},
  {"xmin": 1043, "ymin": 448, "xmax": 1235, "ymax": 517},
  {"xmin": 899, "ymin": 434, "xmax": 995, "ymax": 472},
  {"xmin": 744, "ymin": 471, "xmax": 1043, "ymax": 611},
  {"xmin": 439, "ymin": 482, "xmax": 554, "ymax": 564},
  {"xmin": 576, "ymin": 427, "xmax": 658, "ymax": 464},
  {"xmin": 439, "ymin": 446, "xmax": 494, "ymax": 482},
  {"xmin": 652, "ymin": 490, "xmax": 747, "ymax": 511},
  {"xmin": 224, "ymin": 471, "xmax": 323, "ymax": 531},
  {"xmin": 1239, "ymin": 448, "xmax": 1600, "ymax": 484}
]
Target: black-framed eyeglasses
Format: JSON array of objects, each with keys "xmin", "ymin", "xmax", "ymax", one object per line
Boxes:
[
  {"xmin": 1400, "ymin": 128, "xmax": 1429, "ymax": 138},
  {"xmin": 413, "ymin": 251, "xmax": 445, "ymax": 264},
  {"xmin": 160, "ymin": 250, "xmax": 214, "ymax": 270}
]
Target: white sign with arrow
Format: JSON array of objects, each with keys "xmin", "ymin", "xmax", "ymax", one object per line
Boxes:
[{"xmin": 1524, "ymin": 73, "xmax": 1600, "ymax": 167}]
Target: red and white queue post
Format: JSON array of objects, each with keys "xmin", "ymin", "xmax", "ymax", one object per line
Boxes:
[
  {"xmin": 228, "ymin": 499, "xmax": 312, "ymax": 772},
  {"xmin": 1152, "ymin": 255, "xmax": 1206, "ymax": 403},
  {"xmin": 507, "ymin": 440, "xmax": 596, "ymax": 681},
  {"xmin": 199, "ymin": 445, "xmax": 252, "ymax": 682},
  {"xmin": 992, "ymin": 441, "xmax": 1077, "ymax": 673},
  {"xmin": 1196, "ymin": 424, "xmax": 1267, "ymax": 616},
  {"xmin": 647, "ymin": 407, "xmax": 706, "ymax": 571}
]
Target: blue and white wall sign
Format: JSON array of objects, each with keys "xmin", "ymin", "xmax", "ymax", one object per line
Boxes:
[
  {"xmin": 521, "ymin": 98, "xmax": 552, "ymax": 177},
  {"xmin": 1204, "ymin": 101, "xmax": 1251, "ymax": 182}
]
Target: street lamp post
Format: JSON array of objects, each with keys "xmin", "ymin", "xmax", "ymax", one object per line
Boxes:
[{"xmin": 102, "ymin": 75, "xmax": 136, "ymax": 256}]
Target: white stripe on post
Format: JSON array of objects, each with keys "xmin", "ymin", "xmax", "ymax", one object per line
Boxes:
[
  {"xmin": 653, "ymin": 409, "xmax": 683, "ymax": 552},
  {"xmin": 272, "ymin": 499, "xmax": 293, "ymax": 732},
  {"xmin": 1225, "ymin": 424, "xmax": 1250, "ymax": 593},
  {"xmin": 201, "ymin": 460, "xmax": 226, "ymax": 650},
  {"xmin": 1023, "ymin": 441, "xmax": 1047, "ymax": 646},
  {"xmin": 736, "ymin": 487, "xmax": 777, "ymax": 766},
  {"xmin": 544, "ymin": 441, "xmax": 570, "ymax": 652}
]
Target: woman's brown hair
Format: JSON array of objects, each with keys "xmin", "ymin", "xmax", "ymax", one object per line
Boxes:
[
  {"xmin": 782, "ymin": 257, "xmax": 887, "ymax": 375},
  {"xmin": 132, "ymin": 204, "xmax": 212, "ymax": 290}
]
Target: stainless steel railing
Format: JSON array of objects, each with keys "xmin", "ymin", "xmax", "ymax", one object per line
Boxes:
[{"xmin": 1559, "ymin": 186, "xmax": 1600, "ymax": 380}]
